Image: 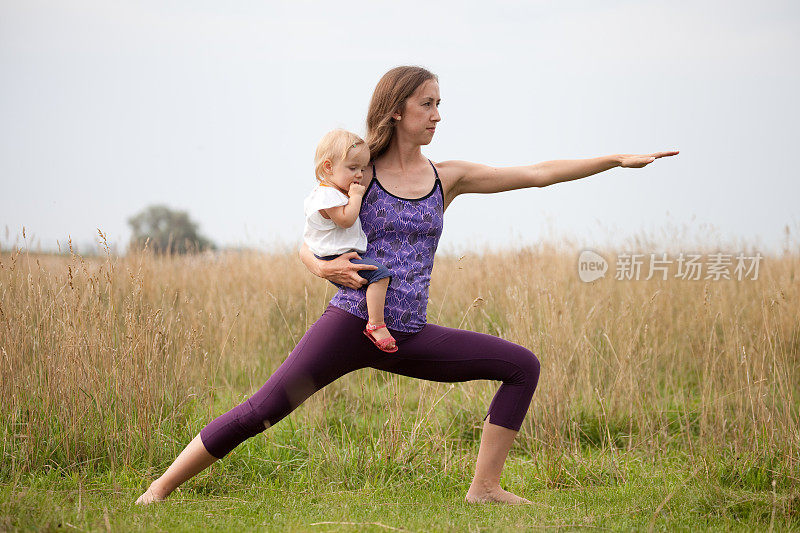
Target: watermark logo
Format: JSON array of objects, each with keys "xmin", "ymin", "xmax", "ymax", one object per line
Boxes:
[
  {"xmin": 578, "ymin": 250, "xmax": 763, "ymax": 282},
  {"xmin": 578, "ymin": 250, "xmax": 608, "ymax": 282}
]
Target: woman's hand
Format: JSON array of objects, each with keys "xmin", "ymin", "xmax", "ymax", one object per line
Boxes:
[
  {"xmin": 298, "ymin": 244, "xmax": 377, "ymax": 290},
  {"xmin": 322, "ymin": 252, "xmax": 377, "ymax": 289},
  {"xmin": 618, "ymin": 151, "xmax": 679, "ymax": 168}
]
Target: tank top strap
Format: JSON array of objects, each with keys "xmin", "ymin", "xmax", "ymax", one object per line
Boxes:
[{"xmin": 427, "ymin": 159, "xmax": 439, "ymax": 181}]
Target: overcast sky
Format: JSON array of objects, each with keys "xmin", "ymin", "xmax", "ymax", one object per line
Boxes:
[{"xmin": 2, "ymin": 0, "xmax": 799, "ymax": 255}]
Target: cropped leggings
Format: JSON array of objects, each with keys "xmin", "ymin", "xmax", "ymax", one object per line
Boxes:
[{"xmin": 200, "ymin": 304, "xmax": 541, "ymax": 459}]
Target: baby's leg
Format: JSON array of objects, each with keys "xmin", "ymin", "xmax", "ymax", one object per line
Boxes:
[{"xmin": 365, "ymin": 278, "xmax": 395, "ymax": 348}]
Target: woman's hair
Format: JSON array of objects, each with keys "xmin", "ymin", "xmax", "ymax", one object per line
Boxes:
[
  {"xmin": 366, "ymin": 66, "xmax": 438, "ymax": 161},
  {"xmin": 314, "ymin": 129, "xmax": 366, "ymax": 182}
]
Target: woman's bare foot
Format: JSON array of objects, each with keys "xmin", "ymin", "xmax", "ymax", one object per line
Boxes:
[
  {"xmin": 135, "ymin": 482, "xmax": 169, "ymax": 505},
  {"xmin": 465, "ymin": 484, "xmax": 531, "ymax": 504},
  {"xmin": 134, "ymin": 434, "xmax": 218, "ymax": 506}
]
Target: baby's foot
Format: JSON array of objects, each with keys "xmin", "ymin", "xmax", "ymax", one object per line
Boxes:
[{"xmin": 367, "ymin": 322, "xmax": 396, "ymax": 351}]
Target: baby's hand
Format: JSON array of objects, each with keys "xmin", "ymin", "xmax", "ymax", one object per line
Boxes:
[{"xmin": 349, "ymin": 182, "xmax": 366, "ymax": 197}]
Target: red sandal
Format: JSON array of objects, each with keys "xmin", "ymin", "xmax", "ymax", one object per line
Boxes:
[{"xmin": 363, "ymin": 321, "xmax": 398, "ymax": 353}]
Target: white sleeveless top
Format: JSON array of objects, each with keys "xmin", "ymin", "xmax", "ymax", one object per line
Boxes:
[{"xmin": 303, "ymin": 184, "xmax": 368, "ymax": 256}]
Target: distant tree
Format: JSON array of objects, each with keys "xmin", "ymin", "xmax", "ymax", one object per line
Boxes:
[{"xmin": 127, "ymin": 204, "xmax": 215, "ymax": 255}]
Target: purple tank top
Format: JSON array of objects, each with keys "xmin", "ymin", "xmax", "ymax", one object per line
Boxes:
[{"xmin": 329, "ymin": 160, "xmax": 444, "ymax": 332}]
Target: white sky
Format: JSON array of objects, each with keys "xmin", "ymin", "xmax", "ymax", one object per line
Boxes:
[{"xmin": 2, "ymin": 0, "xmax": 799, "ymax": 255}]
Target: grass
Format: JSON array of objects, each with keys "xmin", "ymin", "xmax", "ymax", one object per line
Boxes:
[
  {"xmin": 1, "ymin": 234, "xmax": 799, "ymax": 530},
  {"xmin": 3, "ymin": 445, "xmax": 798, "ymax": 531}
]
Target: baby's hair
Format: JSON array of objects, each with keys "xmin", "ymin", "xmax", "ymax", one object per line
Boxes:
[{"xmin": 314, "ymin": 129, "xmax": 367, "ymax": 182}]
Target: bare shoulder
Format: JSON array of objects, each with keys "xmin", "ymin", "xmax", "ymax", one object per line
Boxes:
[
  {"xmin": 433, "ymin": 159, "xmax": 489, "ymax": 181},
  {"xmin": 432, "ymin": 159, "xmax": 472, "ymax": 178},
  {"xmin": 431, "ymin": 160, "xmax": 486, "ymax": 205}
]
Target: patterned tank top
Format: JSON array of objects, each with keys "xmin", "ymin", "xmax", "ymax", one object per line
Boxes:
[{"xmin": 329, "ymin": 159, "xmax": 444, "ymax": 332}]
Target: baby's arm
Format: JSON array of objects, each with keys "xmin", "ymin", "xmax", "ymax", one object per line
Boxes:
[{"xmin": 321, "ymin": 183, "xmax": 366, "ymax": 229}]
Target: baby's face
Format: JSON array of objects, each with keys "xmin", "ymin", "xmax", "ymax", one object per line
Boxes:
[{"xmin": 328, "ymin": 144, "xmax": 370, "ymax": 192}]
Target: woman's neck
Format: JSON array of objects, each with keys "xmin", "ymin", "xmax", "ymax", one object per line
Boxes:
[{"xmin": 379, "ymin": 135, "xmax": 425, "ymax": 171}]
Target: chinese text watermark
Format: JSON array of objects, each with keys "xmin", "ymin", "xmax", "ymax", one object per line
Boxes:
[{"xmin": 578, "ymin": 250, "xmax": 762, "ymax": 282}]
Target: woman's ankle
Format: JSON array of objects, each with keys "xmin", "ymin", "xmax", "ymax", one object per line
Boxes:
[
  {"xmin": 468, "ymin": 477, "xmax": 500, "ymax": 492},
  {"xmin": 148, "ymin": 478, "xmax": 172, "ymax": 499}
]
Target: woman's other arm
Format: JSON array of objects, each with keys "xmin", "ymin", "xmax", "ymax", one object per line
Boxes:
[
  {"xmin": 298, "ymin": 242, "xmax": 376, "ymax": 289},
  {"xmin": 441, "ymin": 151, "xmax": 679, "ymax": 196}
]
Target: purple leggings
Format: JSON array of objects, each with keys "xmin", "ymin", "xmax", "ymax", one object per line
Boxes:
[{"xmin": 200, "ymin": 304, "xmax": 541, "ymax": 459}]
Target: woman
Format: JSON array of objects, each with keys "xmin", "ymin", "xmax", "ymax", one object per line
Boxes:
[{"xmin": 136, "ymin": 66, "xmax": 678, "ymax": 505}]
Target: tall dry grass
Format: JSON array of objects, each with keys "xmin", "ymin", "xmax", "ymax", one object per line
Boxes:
[{"xmin": 1, "ymin": 236, "xmax": 798, "ymax": 483}]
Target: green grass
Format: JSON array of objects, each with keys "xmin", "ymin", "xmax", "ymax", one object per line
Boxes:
[
  {"xmin": 2, "ymin": 377, "xmax": 798, "ymax": 531},
  {"xmin": 2, "ymin": 403, "xmax": 798, "ymax": 532},
  {"xmin": 3, "ymin": 449, "xmax": 798, "ymax": 532}
]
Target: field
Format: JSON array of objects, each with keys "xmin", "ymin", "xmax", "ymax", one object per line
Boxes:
[{"xmin": 1, "ymin": 238, "xmax": 798, "ymax": 531}]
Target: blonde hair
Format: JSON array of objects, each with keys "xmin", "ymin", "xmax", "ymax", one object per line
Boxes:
[
  {"xmin": 314, "ymin": 129, "xmax": 367, "ymax": 182},
  {"xmin": 366, "ymin": 66, "xmax": 438, "ymax": 161}
]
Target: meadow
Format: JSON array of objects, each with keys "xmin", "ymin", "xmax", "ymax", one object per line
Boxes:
[{"xmin": 1, "ymin": 235, "xmax": 798, "ymax": 531}]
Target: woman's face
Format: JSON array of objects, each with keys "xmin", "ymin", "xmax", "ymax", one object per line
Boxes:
[{"xmin": 395, "ymin": 79, "xmax": 441, "ymax": 146}]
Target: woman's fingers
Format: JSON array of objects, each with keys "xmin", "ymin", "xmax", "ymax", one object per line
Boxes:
[
  {"xmin": 326, "ymin": 254, "xmax": 358, "ymax": 286},
  {"xmin": 342, "ymin": 269, "xmax": 369, "ymax": 289},
  {"xmin": 342, "ymin": 252, "xmax": 379, "ymax": 270},
  {"xmin": 651, "ymin": 150, "xmax": 680, "ymax": 159},
  {"xmin": 343, "ymin": 279, "xmax": 363, "ymax": 289},
  {"xmin": 334, "ymin": 252, "xmax": 377, "ymax": 288},
  {"xmin": 619, "ymin": 150, "xmax": 679, "ymax": 168}
]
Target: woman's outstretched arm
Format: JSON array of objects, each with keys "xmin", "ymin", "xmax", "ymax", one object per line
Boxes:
[
  {"xmin": 440, "ymin": 151, "xmax": 679, "ymax": 197},
  {"xmin": 298, "ymin": 242, "xmax": 376, "ymax": 289}
]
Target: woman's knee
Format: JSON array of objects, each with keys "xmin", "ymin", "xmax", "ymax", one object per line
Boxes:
[{"xmin": 509, "ymin": 345, "xmax": 541, "ymax": 386}]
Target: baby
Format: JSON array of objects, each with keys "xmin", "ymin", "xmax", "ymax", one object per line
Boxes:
[{"xmin": 303, "ymin": 129, "xmax": 397, "ymax": 353}]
